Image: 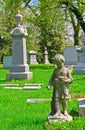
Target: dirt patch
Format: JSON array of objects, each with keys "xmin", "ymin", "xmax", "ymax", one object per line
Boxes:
[{"xmin": 71, "ymin": 94, "xmax": 85, "ymax": 98}]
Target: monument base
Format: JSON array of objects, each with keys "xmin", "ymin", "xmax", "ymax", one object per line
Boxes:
[
  {"xmin": 75, "ymin": 69, "xmax": 85, "ymax": 74},
  {"xmin": 9, "ymin": 64, "xmax": 29, "ymax": 72},
  {"xmin": 47, "ymin": 113, "xmax": 73, "ymax": 123},
  {"xmin": 74, "ymin": 63, "xmax": 85, "ymax": 74},
  {"xmin": 6, "ymin": 72, "xmax": 33, "ymax": 81},
  {"xmin": 29, "ymin": 60, "xmax": 38, "ymax": 65},
  {"xmin": 78, "ymin": 98, "xmax": 85, "ymax": 117}
]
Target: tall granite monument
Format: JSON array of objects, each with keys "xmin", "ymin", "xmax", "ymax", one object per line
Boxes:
[
  {"xmin": 6, "ymin": 12, "xmax": 33, "ymax": 80},
  {"xmin": 75, "ymin": 34, "xmax": 85, "ymax": 74}
]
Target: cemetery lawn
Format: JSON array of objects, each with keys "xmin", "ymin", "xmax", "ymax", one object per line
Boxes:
[{"xmin": 0, "ymin": 64, "xmax": 85, "ymax": 130}]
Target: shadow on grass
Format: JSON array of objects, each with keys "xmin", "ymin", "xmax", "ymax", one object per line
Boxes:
[
  {"xmin": 30, "ymin": 64, "xmax": 54, "ymax": 70},
  {"xmin": 70, "ymin": 109, "xmax": 79, "ymax": 117},
  {"xmin": 0, "ymin": 79, "xmax": 6, "ymax": 84}
]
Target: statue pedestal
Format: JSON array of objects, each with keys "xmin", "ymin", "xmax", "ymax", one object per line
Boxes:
[{"xmin": 47, "ymin": 113, "xmax": 73, "ymax": 123}]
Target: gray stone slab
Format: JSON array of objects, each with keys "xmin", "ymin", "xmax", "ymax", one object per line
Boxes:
[
  {"xmin": 0, "ymin": 84, "xmax": 19, "ymax": 87},
  {"xmin": 3, "ymin": 56, "xmax": 12, "ymax": 69},
  {"xmin": 27, "ymin": 98, "xmax": 51, "ymax": 103},
  {"xmin": 4, "ymin": 87, "xmax": 22, "ymax": 90},
  {"xmin": 23, "ymin": 84, "xmax": 41, "ymax": 90},
  {"xmin": 0, "ymin": 83, "xmax": 42, "ymax": 90},
  {"xmin": 75, "ymin": 46, "xmax": 85, "ymax": 74},
  {"xmin": 64, "ymin": 46, "xmax": 78, "ymax": 65},
  {"xmin": 6, "ymin": 72, "xmax": 32, "ymax": 81},
  {"xmin": 78, "ymin": 98, "xmax": 85, "ymax": 117},
  {"xmin": 28, "ymin": 50, "xmax": 38, "ymax": 64}
]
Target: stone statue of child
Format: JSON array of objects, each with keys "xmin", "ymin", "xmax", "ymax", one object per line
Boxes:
[{"xmin": 46, "ymin": 54, "xmax": 73, "ymax": 117}]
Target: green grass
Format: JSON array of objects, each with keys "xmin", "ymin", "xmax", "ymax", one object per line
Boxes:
[{"xmin": 0, "ymin": 64, "xmax": 85, "ymax": 130}]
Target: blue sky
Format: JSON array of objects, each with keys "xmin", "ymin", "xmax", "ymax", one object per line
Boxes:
[{"xmin": 29, "ymin": 0, "xmax": 39, "ymax": 6}]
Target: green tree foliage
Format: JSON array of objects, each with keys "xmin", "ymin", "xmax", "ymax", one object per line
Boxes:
[
  {"xmin": 0, "ymin": 0, "xmax": 33, "ymax": 62},
  {"xmin": 23, "ymin": 0, "xmax": 85, "ymax": 46},
  {"xmin": 0, "ymin": 1, "xmax": 12, "ymax": 62},
  {"xmin": 1, "ymin": 0, "xmax": 85, "ymax": 63},
  {"xmin": 0, "ymin": 0, "xmax": 22, "ymax": 62},
  {"xmin": 2, "ymin": 0, "xmax": 66, "ymax": 63},
  {"xmin": 0, "ymin": 0, "xmax": 40, "ymax": 62},
  {"xmin": 36, "ymin": 0, "xmax": 66, "ymax": 63}
]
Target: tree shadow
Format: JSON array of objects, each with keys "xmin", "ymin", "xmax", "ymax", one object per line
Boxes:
[
  {"xmin": 70, "ymin": 109, "xmax": 79, "ymax": 117},
  {"xmin": 0, "ymin": 79, "xmax": 6, "ymax": 84}
]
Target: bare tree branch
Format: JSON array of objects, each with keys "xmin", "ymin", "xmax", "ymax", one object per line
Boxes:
[
  {"xmin": 23, "ymin": 0, "xmax": 31, "ymax": 6},
  {"xmin": 62, "ymin": 1, "xmax": 85, "ymax": 32}
]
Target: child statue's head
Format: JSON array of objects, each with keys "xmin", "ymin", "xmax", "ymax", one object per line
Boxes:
[{"xmin": 54, "ymin": 54, "xmax": 65, "ymax": 68}]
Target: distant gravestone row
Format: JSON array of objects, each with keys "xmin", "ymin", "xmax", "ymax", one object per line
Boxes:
[
  {"xmin": 3, "ymin": 46, "xmax": 78, "ymax": 68},
  {"xmin": 3, "ymin": 44, "xmax": 85, "ymax": 75},
  {"xmin": 3, "ymin": 47, "xmax": 50, "ymax": 68},
  {"xmin": 4, "ymin": 45, "xmax": 84, "ymax": 69}
]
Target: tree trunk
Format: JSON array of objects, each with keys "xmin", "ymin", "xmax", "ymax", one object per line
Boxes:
[
  {"xmin": 74, "ymin": 31, "xmax": 79, "ymax": 46},
  {"xmin": 73, "ymin": 24, "xmax": 80, "ymax": 46}
]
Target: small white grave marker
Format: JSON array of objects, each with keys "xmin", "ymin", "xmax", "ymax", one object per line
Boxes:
[
  {"xmin": 23, "ymin": 84, "xmax": 41, "ymax": 90},
  {"xmin": 27, "ymin": 98, "xmax": 50, "ymax": 103}
]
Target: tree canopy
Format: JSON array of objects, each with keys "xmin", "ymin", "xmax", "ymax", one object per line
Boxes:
[
  {"xmin": 1, "ymin": 0, "xmax": 85, "ymax": 62},
  {"xmin": 36, "ymin": 0, "xmax": 66, "ymax": 62}
]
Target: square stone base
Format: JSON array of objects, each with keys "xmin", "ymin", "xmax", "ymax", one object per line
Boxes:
[
  {"xmin": 6, "ymin": 72, "xmax": 33, "ymax": 81},
  {"xmin": 74, "ymin": 69, "xmax": 85, "ymax": 74},
  {"xmin": 74, "ymin": 63, "xmax": 85, "ymax": 74},
  {"xmin": 78, "ymin": 98, "xmax": 85, "ymax": 117}
]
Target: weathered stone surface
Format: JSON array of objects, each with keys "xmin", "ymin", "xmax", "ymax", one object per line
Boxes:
[
  {"xmin": 28, "ymin": 50, "xmax": 38, "ymax": 64},
  {"xmin": 0, "ymin": 84, "xmax": 19, "ymax": 87},
  {"xmin": 27, "ymin": 98, "xmax": 50, "ymax": 103},
  {"xmin": 78, "ymin": 98, "xmax": 85, "ymax": 117},
  {"xmin": 6, "ymin": 12, "xmax": 33, "ymax": 80},
  {"xmin": 43, "ymin": 47, "xmax": 50, "ymax": 64},
  {"xmin": 46, "ymin": 54, "xmax": 73, "ymax": 123},
  {"xmin": 23, "ymin": 84, "xmax": 41, "ymax": 89},
  {"xmin": 0, "ymin": 83, "xmax": 41, "ymax": 90},
  {"xmin": 7, "ymin": 72, "xmax": 32, "ymax": 80},
  {"xmin": 75, "ymin": 34, "xmax": 85, "ymax": 74},
  {"xmin": 75, "ymin": 46, "xmax": 85, "ymax": 74},
  {"xmin": 5, "ymin": 87, "xmax": 22, "ymax": 90},
  {"xmin": 48, "ymin": 113, "xmax": 73, "ymax": 123},
  {"xmin": 64, "ymin": 46, "xmax": 78, "ymax": 65},
  {"xmin": 3, "ymin": 56, "xmax": 12, "ymax": 69}
]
